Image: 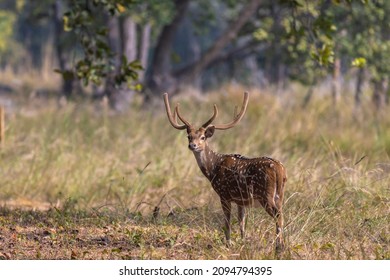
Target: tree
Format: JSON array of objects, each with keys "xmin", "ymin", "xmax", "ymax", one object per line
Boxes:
[
  {"xmin": 335, "ymin": 0, "xmax": 390, "ymax": 109},
  {"xmin": 60, "ymin": 0, "xmax": 177, "ymax": 108},
  {"xmin": 57, "ymin": 0, "xmax": 353, "ymax": 103},
  {"xmin": 60, "ymin": 1, "xmax": 142, "ymax": 89},
  {"xmin": 3, "ymin": 0, "xmax": 389, "ymax": 111},
  {"xmin": 145, "ymin": 0, "xmax": 191, "ymax": 97},
  {"xmin": 53, "ymin": 0, "xmax": 80, "ymax": 98}
]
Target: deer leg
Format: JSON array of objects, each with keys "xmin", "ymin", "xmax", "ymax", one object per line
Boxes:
[
  {"xmin": 221, "ymin": 199, "xmax": 232, "ymax": 244},
  {"xmin": 238, "ymin": 205, "xmax": 246, "ymax": 239},
  {"xmin": 275, "ymin": 210, "xmax": 284, "ymax": 253},
  {"xmin": 274, "ymin": 191, "xmax": 284, "ymax": 253},
  {"xmin": 264, "ymin": 203, "xmax": 284, "ymax": 253}
]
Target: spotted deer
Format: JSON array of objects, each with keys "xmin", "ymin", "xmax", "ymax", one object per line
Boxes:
[{"xmin": 163, "ymin": 92, "xmax": 287, "ymax": 252}]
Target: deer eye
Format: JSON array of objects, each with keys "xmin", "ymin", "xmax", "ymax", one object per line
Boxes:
[{"xmin": 200, "ymin": 135, "xmax": 206, "ymax": 141}]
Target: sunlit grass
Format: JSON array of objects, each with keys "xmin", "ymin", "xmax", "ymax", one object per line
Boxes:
[{"xmin": 0, "ymin": 84, "xmax": 389, "ymax": 259}]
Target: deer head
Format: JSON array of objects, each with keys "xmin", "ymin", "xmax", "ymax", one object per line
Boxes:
[{"xmin": 163, "ymin": 92, "xmax": 249, "ymax": 153}]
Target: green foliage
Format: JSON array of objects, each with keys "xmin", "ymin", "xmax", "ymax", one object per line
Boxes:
[
  {"xmin": 59, "ymin": 0, "xmax": 141, "ymax": 86},
  {"xmin": 253, "ymin": 17, "xmax": 273, "ymax": 41},
  {"xmin": 1, "ymin": 0, "xmax": 390, "ymax": 96},
  {"xmin": 337, "ymin": 0, "xmax": 390, "ymax": 81},
  {"xmin": 128, "ymin": 0, "xmax": 175, "ymax": 26},
  {"xmin": 351, "ymin": 57, "xmax": 366, "ymax": 68},
  {"xmin": 311, "ymin": 43, "xmax": 334, "ymax": 67},
  {"xmin": 0, "ymin": 3, "xmax": 30, "ymax": 67},
  {"xmin": 117, "ymin": 56, "xmax": 143, "ymax": 85},
  {"xmin": 264, "ymin": 0, "xmax": 390, "ymax": 86},
  {"xmin": 0, "ymin": 10, "xmax": 15, "ymax": 52}
]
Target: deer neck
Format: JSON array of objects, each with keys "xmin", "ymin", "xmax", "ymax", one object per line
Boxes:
[{"xmin": 192, "ymin": 143, "xmax": 220, "ymax": 181}]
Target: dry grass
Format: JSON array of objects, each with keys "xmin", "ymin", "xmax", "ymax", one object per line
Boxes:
[{"xmin": 0, "ymin": 83, "xmax": 389, "ymax": 259}]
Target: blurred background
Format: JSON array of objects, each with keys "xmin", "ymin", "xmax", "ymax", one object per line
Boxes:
[
  {"xmin": 0, "ymin": 0, "xmax": 389, "ymax": 110},
  {"xmin": 0, "ymin": 0, "xmax": 389, "ymax": 260}
]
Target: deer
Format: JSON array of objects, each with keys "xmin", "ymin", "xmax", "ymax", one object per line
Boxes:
[{"xmin": 163, "ymin": 92, "xmax": 287, "ymax": 252}]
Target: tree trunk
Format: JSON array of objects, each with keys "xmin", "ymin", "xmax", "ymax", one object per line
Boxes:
[
  {"xmin": 105, "ymin": 16, "xmax": 123, "ymax": 110},
  {"xmin": 372, "ymin": 78, "xmax": 387, "ymax": 110},
  {"xmin": 146, "ymin": 0, "xmax": 191, "ymax": 98},
  {"xmin": 269, "ymin": 1, "xmax": 283, "ymax": 91},
  {"xmin": 122, "ymin": 17, "xmax": 137, "ymax": 62},
  {"xmin": 139, "ymin": 23, "xmax": 151, "ymax": 82},
  {"xmin": 331, "ymin": 56, "xmax": 341, "ymax": 105},
  {"xmin": 354, "ymin": 67, "xmax": 364, "ymax": 107},
  {"xmin": 302, "ymin": 85, "xmax": 315, "ymax": 108},
  {"xmin": 53, "ymin": 0, "xmax": 73, "ymax": 98}
]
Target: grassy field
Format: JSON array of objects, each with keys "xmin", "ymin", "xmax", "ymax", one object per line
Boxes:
[{"xmin": 0, "ymin": 84, "xmax": 389, "ymax": 259}]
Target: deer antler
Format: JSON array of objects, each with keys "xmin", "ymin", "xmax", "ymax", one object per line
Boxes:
[
  {"xmin": 163, "ymin": 93, "xmax": 188, "ymax": 130},
  {"xmin": 164, "ymin": 92, "xmax": 248, "ymax": 130},
  {"xmin": 212, "ymin": 92, "xmax": 249, "ymax": 130}
]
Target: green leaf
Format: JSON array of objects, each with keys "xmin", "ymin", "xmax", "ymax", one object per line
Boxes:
[
  {"xmin": 63, "ymin": 15, "xmax": 72, "ymax": 32},
  {"xmin": 133, "ymin": 83, "xmax": 143, "ymax": 91},
  {"xmin": 128, "ymin": 60, "xmax": 143, "ymax": 70},
  {"xmin": 351, "ymin": 57, "xmax": 367, "ymax": 68}
]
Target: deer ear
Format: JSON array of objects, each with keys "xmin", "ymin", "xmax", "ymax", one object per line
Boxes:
[{"xmin": 205, "ymin": 126, "xmax": 215, "ymax": 138}]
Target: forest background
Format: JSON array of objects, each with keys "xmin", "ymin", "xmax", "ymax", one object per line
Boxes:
[{"xmin": 0, "ymin": 0, "xmax": 388, "ymax": 260}]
